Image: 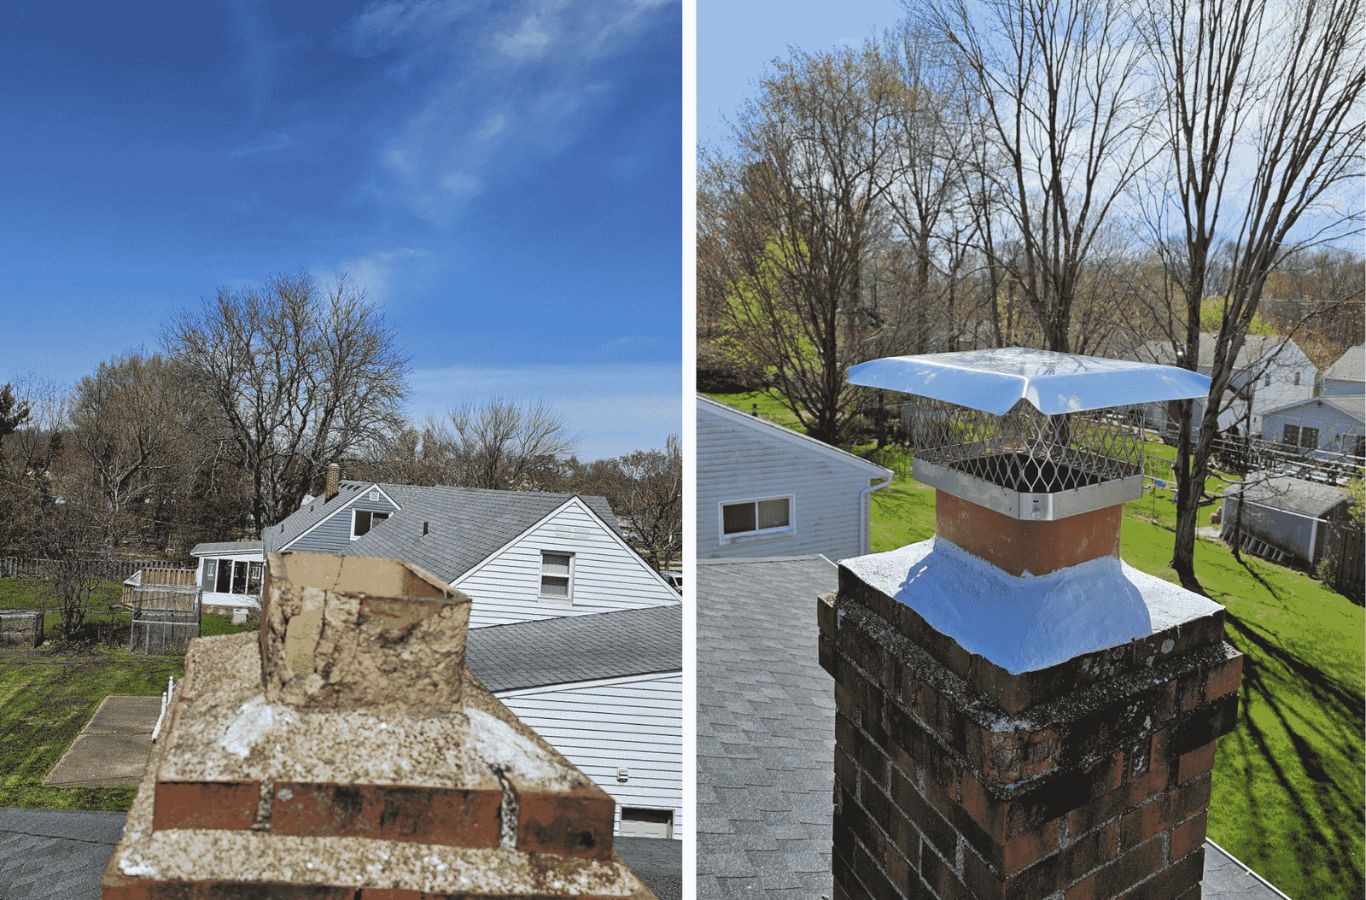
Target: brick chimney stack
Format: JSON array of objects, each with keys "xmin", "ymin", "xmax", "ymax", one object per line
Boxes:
[
  {"xmin": 104, "ymin": 551, "xmax": 656, "ymax": 898},
  {"xmin": 819, "ymin": 349, "xmax": 1243, "ymax": 900},
  {"xmin": 324, "ymin": 461, "xmax": 340, "ymax": 501}
]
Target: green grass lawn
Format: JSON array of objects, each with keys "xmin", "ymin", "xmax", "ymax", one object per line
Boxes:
[
  {"xmin": 0, "ymin": 577, "xmax": 256, "ymax": 811},
  {"xmin": 707, "ymin": 389, "xmax": 808, "ymax": 432},
  {"xmin": 704, "ymin": 391, "xmax": 1363, "ymax": 898}
]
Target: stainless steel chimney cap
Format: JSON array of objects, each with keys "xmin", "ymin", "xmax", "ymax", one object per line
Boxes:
[{"xmin": 848, "ymin": 347, "xmax": 1210, "ymax": 416}]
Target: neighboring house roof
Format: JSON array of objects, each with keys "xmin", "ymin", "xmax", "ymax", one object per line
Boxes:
[
  {"xmin": 190, "ymin": 540, "xmax": 264, "ymax": 557},
  {"xmin": 1226, "ymin": 476, "xmax": 1352, "ymax": 518},
  {"xmin": 697, "ymin": 395, "xmax": 892, "ymax": 478},
  {"xmin": 466, "ymin": 605, "xmax": 682, "ymax": 693},
  {"xmin": 1134, "ymin": 334, "xmax": 1310, "ymax": 372},
  {"xmin": 695, "ymin": 555, "xmax": 1284, "ymax": 899},
  {"xmin": 265, "ymin": 481, "xmax": 620, "ymax": 584},
  {"xmin": 1324, "ymin": 344, "xmax": 1365, "ymax": 384},
  {"xmin": 1261, "ymin": 395, "xmax": 1365, "ymax": 424}
]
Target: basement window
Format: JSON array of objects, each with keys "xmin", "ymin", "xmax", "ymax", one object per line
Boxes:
[
  {"xmin": 351, "ymin": 509, "xmax": 389, "ymax": 539},
  {"xmin": 619, "ymin": 807, "xmax": 674, "ymax": 839},
  {"xmin": 539, "ymin": 551, "xmax": 574, "ymax": 601},
  {"xmin": 721, "ymin": 496, "xmax": 793, "ymax": 540}
]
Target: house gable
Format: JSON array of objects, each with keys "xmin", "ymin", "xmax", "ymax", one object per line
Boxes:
[
  {"xmin": 278, "ymin": 483, "xmax": 401, "ymax": 554},
  {"xmin": 455, "ymin": 496, "xmax": 680, "ymax": 628},
  {"xmin": 698, "ymin": 397, "xmax": 891, "ymax": 561}
]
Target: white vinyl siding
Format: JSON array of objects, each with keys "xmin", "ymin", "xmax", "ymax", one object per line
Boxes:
[
  {"xmin": 698, "ymin": 400, "xmax": 885, "ymax": 562},
  {"xmin": 497, "ymin": 673, "xmax": 683, "ymax": 836},
  {"xmin": 456, "ymin": 499, "xmax": 679, "ymax": 628}
]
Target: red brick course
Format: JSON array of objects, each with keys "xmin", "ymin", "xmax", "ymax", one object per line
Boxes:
[
  {"xmin": 270, "ymin": 782, "xmax": 502, "ymax": 847},
  {"xmin": 152, "ymin": 780, "xmax": 261, "ymax": 831}
]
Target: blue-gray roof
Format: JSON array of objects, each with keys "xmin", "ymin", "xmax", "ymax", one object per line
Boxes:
[
  {"xmin": 264, "ymin": 481, "xmax": 620, "ymax": 583},
  {"xmin": 466, "ymin": 605, "xmax": 682, "ymax": 693}
]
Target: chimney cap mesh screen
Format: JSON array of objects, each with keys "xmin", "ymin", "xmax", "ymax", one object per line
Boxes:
[{"xmin": 905, "ymin": 397, "xmax": 1144, "ymax": 493}]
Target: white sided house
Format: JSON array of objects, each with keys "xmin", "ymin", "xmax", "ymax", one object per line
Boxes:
[
  {"xmin": 1133, "ymin": 334, "xmax": 1316, "ymax": 436},
  {"xmin": 466, "ymin": 605, "xmax": 683, "ymax": 840},
  {"xmin": 697, "ymin": 395, "xmax": 892, "ymax": 562},
  {"xmin": 190, "ymin": 478, "xmax": 679, "ymax": 627}
]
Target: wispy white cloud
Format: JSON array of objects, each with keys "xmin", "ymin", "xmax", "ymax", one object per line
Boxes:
[
  {"xmin": 315, "ymin": 247, "xmax": 426, "ymax": 307},
  {"xmin": 228, "ymin": 131, "xmax": 294, "ymax": 158},
  {"xmin": 337, "ymin": 0, "xmax": 676, "ymax": 221},
  {"xmin": 407, "ymin": 362, "xmax": 680, "ymax": 459}
]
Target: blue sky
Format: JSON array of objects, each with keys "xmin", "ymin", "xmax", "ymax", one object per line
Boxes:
[
  {"xmin": 698, "ymin": 0, "xmax": 902, "ymax": 148},
  {"xmin": 0, "ymin": 0, "xmax": 680, "ymax": 460}
]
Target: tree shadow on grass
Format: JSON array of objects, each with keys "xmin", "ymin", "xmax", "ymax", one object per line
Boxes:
[{"xmin": 1223, "ymin": 611, "xmax": 1364, "ymax": 898}]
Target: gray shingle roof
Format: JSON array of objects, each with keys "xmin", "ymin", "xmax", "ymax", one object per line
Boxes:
[
  {"xmin": 695, "ymin": 556, "xmax": 1284, "ymax": 899},
  {"xmin": 265, "ymin": 481, "xmax": 620, "ymax": 583},
  {"xmin": 466, "ymin": 605, "xmax": 682, "ymax": 693},
  {"xmin": 1324, "ymin": 344, "xmax": 1365, "ymax": 383},
  {"xmin": 1262, "ymin": 394, "xmax": 1365, "ymax": 423},
  {"xmin": 1135, "ymin": 334, "xmax": 1307, "ymax": 372},
  {"xmin": 1226, "ymin": 475, "xmax": 1352, "ymax": 518},
  {"xmin": 190, "ymin": 540, "xmax": 263, "ymax": 557},
  {"xmin": 696, "ymin": 555, "xmax": 841, "ymax": 898}
]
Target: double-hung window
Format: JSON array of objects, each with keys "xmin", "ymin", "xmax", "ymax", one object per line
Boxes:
[
  {"xmin": 540, "ymin": 551, "xmax": 574, "ymax": 601},
  {"xmin": 721, "ymin": 496, "xmax": 793, "ymax": 539}
]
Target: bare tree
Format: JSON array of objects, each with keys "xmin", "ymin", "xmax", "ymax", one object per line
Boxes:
[
  {"xmin": 440, "ymin": 399, "xmax": 574, "ymax": 491},
  {"xmin": 921, "ymin": 0, "xmax": 1156, "ymax": 351},
  {"xmin": 1141, "ymin": 0, "xmax": 1364, "ymax": 589},
  {"xmin": 167, "ymin": 273, "xmax": 407, "ymax": 531},
  {"xmin": 67, "ymin": 354, "xmax": 190, "ymax": 546},
  {"xmin": 614, "ymin": 436, "xmax": 682, "ymax": 572},
  {"xmin": 702, "ymin": 45, "xmax": 904, "ymax": 442}
]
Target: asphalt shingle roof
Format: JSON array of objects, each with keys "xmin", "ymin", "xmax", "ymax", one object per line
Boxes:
[
  {"xmin": 1228, "ymin": 475, "xmax": 1352, "ymax": 518},
  {"xmin": 1135, "ymin": 334, "xmax": 1306, "ymax": 372},
  {"xmin": 1324, "ymin": 344, "xmax": 1365, "ymax": 383},
  {"xmin": 695, "ymin": 556, "xmax": 1284, "ymax": 899},
  {"xmin": 466, "ymin": 605, "xmax": 682, "ymax": 693},
  {"xmin": 264, "ymin": 481, "xmax": 620, "ymax": 583},
  {"xmin": 189, "ymin": 540, "xmax": 263, "ymax": 556}
]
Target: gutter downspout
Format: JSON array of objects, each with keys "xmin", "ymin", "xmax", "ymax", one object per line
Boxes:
[{"xmin": 860, "ymin": 471, "xmax": 894, "ymax": 554}]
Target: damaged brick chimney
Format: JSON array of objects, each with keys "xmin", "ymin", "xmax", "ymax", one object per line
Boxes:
[
  {"xmin": 104, "ymin": 550, "xmax": 655, "ymax": 899},
  {"xmin": 819, "ymin": 349, "xmax": 1243, "ymax": 900}
]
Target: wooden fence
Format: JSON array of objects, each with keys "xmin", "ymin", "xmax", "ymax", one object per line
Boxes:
[
  {"xmin": 119, "ymin": 567, "xmax": 198, "ymax": 608},
  {"xmin": 1323, "ymin": 522, "xmax": 1365, "ymax": 603},
  {"xmin": 0, "ymin": 556, "xmax": 187, "ymax": 583},
  {"xmin": 129, "ymin": 585, "xmax": 201, "ymax": 655}
]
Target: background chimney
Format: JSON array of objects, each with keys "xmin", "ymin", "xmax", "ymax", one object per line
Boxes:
[
  {"xmin": 324, "ymin": 461, "xmax": 340, "ymax": 501},
  {"xmin": 818, "ymin": 349, "xmax": 1243, "ymax": 900}
]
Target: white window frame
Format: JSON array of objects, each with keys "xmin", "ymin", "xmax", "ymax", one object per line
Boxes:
[
  {"xmin": 350, "ymin": 508, "xmax": 389, "ymax": 540},
  {"xmin": 538, "ymin": 550, "xmax": 575, "ymax": 602},
  {"xmin": 718, "ymin": 495, "xmax": 795, "ymax": 542}
]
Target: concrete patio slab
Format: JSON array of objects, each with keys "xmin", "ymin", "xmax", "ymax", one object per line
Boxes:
[{"xmin": 42, "ymin": 695, "xmax": 160, "ymax": 789}]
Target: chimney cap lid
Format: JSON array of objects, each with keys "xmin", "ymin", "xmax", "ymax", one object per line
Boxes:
[{"xmin": 849, "ymin": 347, "xmax": 1210, "ymax": 416}]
